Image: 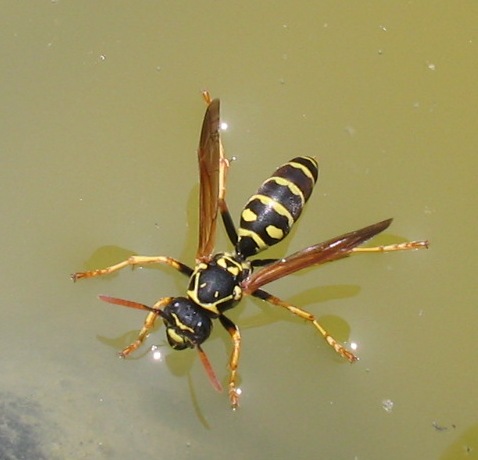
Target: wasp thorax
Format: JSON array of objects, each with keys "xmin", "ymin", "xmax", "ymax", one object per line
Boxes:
[
  {"xmin": 187, "ymin": 253, "xmax": 250, "ymax": 316},
  {"xmin": 161, "ymin": 297, "xmax": 212, "ymax": 350}
]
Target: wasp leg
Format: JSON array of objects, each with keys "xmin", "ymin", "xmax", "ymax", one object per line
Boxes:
[
  {"xmin": 71, "ymin": 256, "xmax": 193, "ymax": 281},
  {"xmin": 218, "ymin": 315, "xmax": 241, "ymax": 409},
  {"xmin": 218, "ymin": 154, "xmax": 238, "ymax": 246},
  {"xmin": 119, "ymin": 297, "xmax": 173, "ymax": 357},
  {"xmin": 202, "ymin": 90, "xmax": 238, "ymax": 246},
  {"xmin": 251, "ymin": 258, "xmax": 280, "ymax": 268},
  {"xmin": 352, "ymin": 240, "xmax": 429, "ymax": 253},
  {"xmin": 202, "ymin": 90, "xmax": 213, "ymax": 105},
  {"xmin": 219, "ymin": 199, "xmax": 238, "ymax": 246},
  {"xmin": 252, "ymin": 289, "xmax": 358, "ymax": 363}
]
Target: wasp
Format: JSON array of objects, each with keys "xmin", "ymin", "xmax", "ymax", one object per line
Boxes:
[{"xmin": 72, "ymin": 93, "xmax": 428, "ymax": 408}]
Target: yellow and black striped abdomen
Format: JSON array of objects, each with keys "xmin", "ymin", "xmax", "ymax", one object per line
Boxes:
[{"xmin": 236, "ymin": 156, "xmax": 318, "ymax": 258}]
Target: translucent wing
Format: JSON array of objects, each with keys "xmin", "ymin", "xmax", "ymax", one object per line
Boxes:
[
  {"xmin": 242, "ymin": 218, "xmax": 393, "ymax": 294},
  {"xmin": 196, "ymin": 98, "xmax": 221, "ymax": 261}
]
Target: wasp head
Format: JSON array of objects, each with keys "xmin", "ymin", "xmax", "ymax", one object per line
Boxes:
[{"xmin": 161, "ymin": 297, "xmax": 213, "ymax": 350}]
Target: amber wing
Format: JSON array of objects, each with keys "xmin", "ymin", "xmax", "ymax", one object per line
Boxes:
[
  {"xmin": 196, "ymin": 98, "xmax": 221, "ymax": 261},
  {"xmin": 242, "ymin": 218, "xmax": 393, "ymax": 294}
]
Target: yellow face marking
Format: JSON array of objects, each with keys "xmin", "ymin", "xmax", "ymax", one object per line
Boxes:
[
  {"xmin": 241, "ymin": 208, "xmax": 257, "ymax": 222},
  {"xmin": 265, "ymin": 225, "xmax": 284, "ymax": 240},
  {"xmin": 167, "ymin": 328, "xmax": 185, "ymax": 344}
]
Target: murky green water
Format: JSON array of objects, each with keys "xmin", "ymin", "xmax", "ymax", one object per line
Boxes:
[{"xmin": 1, "ymin": 2, "xmax": 477, "ymax": 459}]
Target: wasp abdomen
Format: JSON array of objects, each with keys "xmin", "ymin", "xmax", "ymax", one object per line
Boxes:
[{"xmin": 237, "ymin": 156, "xmax": 318, "ymax": 258}]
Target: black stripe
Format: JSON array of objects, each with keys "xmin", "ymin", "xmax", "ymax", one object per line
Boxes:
[
  {"xmin": 240, "ymin": 198, "xmax": 290, "ymax": 243},
  {"xmin": 236, "ymin": 156, "xmax": 319, "ymax": 258},
  {"xmin": 258, "ymin": 180, "xmax": 303, "ymax": 220},
  {"xmin": 290, "ymin": 156, "xmax": 319, "ymax": 183}
]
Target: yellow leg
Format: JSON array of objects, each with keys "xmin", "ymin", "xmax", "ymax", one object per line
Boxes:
[
  {"xmin": 120, "ymin": 311, "xmax": 158, "ymax": 357},
  {"xmin": 71, "ymin": 255, "xmax": 193, "ymax": 281},
  {"xmin": 202, "ymin": 90, "xmax": 213, "ymax": 105},
  {"xmin": 352, "ymin": 240, "xmax": 429, "ymax": 253},
  {"xmin": 117, "ymin": 297, "xmax": 173, "ymax": 357},
  {"xmin": 218, "ymin": 153, "xmax": 230, "ymax": 203},
  {"xmin": 253, "ymin": 289, "xmax": 358, "ymax": 363},
  {"xmin": 219, "ymin": 315, "xmax": 242, "ymax": 409},
  {"xmin": 217, "ymin": 130, "xmax": 237, "ymax": 245}
]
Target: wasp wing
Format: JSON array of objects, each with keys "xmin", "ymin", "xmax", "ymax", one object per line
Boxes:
[
  {"xmin": 242, "ymin": 218, "xmax": 393, "ymax": 294},
  {"xmin": 196, "ymin": 98, "xmax": 221, "ymax": 261}
]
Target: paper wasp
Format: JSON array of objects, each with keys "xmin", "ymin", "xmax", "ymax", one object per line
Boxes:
[{"xmin": 72, "ymin": 93, "xmax": 428, "ymax": 408}]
